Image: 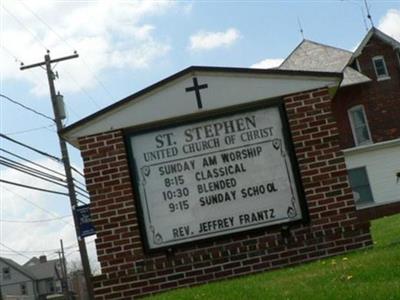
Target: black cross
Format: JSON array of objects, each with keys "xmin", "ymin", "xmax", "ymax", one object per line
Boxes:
[{"xmin": 185, "ymin": 77, "xmax": 208, "ymax": 109}]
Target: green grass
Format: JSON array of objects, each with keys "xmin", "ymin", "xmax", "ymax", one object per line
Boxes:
[{"xmin": 149, "ymin": 214, "xmax": 400, "ymax": 300}]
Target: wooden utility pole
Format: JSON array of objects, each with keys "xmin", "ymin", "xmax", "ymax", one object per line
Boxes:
[
  {"xmin": 59, "ymin": 239, "xmax": 71, "ymax": 300},
  {"xmin": 21, "ymin": 51, "xmax": 94, "ymax": 300}
]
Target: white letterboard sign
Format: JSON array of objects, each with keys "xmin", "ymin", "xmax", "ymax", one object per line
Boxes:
[{"xmin": 127, "ymin": 105, "xmax": 304, "ymax": 250}]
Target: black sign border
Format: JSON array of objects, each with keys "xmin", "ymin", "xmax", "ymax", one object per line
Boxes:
[{"xmin": 124, "ymin": 98, "xmax": 309, "ymax": 253}]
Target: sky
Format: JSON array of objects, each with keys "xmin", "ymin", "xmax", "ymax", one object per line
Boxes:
[{"xmin": 0, "ymin": 0, "xmax": 399, "ymax": 270}]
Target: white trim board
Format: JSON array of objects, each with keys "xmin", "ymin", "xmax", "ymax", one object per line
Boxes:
[{"xmin": 343, "ymin": 138, "xmax": 400, "ymax": 155}]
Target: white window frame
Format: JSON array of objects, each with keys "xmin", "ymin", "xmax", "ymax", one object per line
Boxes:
[
  {"xmin": 348, "ymin": 166, "xmax": 374, "ymax": 205},
  {"xmin": 372, "ymin": 55, "xmax": 390, "ymax": 81},
  {"xmin": 348, "ymin": 105, "xmax": 373, "ymax": 146}
]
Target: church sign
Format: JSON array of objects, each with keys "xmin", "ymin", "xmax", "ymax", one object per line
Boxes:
[
  {"xmin": 62, "ymin": 67, "xmax": 371, "ymax": 298},
  {"xmin": 126, "ymin": 103, "xmax": 305, "ymax": 250}
]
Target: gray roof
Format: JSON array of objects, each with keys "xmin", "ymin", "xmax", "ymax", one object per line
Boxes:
[
  {"xmin": 0, "ymin": 257, "xmax": 36, "ymax": 280},
  {"xmin": 24, "ymin": 258, "xmax": 59, "ymax": 280},
  {"xmin": 279, "ymin": 39, "xmax": 371, "ymax": 87},
  {"xmin": 280, "ymin": 40, "xmax": 352, "ymax": 72},
  {"xmin": 23, "ymin": 256, "xmax": 41, "ymax": 266},
  {"xmin": 341, "ymin": 66, "xmax": 371, "ymax": 87}
]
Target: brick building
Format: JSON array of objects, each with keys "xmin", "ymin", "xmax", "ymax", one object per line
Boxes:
[
  {"xmin": 62, "ymin": 63, "xmax": 374, "ymax": 299},
  {"xmin": 280, "ymin": 27, "xmax": 400, "ymax": 220}
]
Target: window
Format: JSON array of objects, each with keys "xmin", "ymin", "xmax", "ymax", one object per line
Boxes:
[
  {"xmin": 3, "ymin": 267, "xmax": 11, "ymax": 280},
  {"xmin": 348, "ymin": 167, "xmax": 374, "ymax": 204},
  {"xmin": 372, "ymin": 56, "xmax": 390, "ymax": 80},
  {"xmin": 348, "ymin": 105, "xmax": 372, "ymax": 146},
  {"xmin": 20, "ymin": 283, "xmax": 27, "ymax": 295},
  {"xmin": 46, "ymin": 279, "xmax": 55, "ymax": 292}
]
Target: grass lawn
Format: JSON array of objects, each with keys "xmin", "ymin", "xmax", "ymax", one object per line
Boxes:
[{"xmin": 149, "ymin": 214, "xmax": 400, "ymax": 300}]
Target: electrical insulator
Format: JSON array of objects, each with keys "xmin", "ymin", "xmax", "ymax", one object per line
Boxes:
[{"xmin": 56, "ymin": 92, "xmax": 67, "ymax": 120}]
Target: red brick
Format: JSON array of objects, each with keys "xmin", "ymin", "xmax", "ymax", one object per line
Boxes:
[{"xmin": 77, "ymin": 89, "xmax": 373, "ymax": 300}]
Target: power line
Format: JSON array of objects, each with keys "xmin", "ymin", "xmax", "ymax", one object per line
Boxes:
[
  {"xmin": 0, "ymin": 215, "xmax": 71, "ymax": 224},
  {"xmin": 1, "ymin": 170, "xmax": 88, "ymax": 202},
  {"xmin": 64, "ymin": 240, "xmax": 95, "ymax": 251},
  {"xmin": 297, "ymin": 17, "xmax": 305, "ymax": 39},
  {"xmin": 1, "ymin": 5, "xmax": 84, "ymax": 121},
  {"xmin": 74, "ymin": 185, "xmax": 90, "ymax": 198},
  {"xmin": 63, "ymin": 100, "xmax": 82, "ymax": 120},
  {"xmin": 19, "ymin": 1, "xmax": 115, "ymax": 102},
  {"xmin": 1, "ymin": 247, "xmax": 63, "ymax": 254},
  {"xmin": 5, "ymin": 124, "xmax": 56, "ymax": 135},
  {"xmin": 0, "ymin": 160, "xmax": 68, "ymax": 190},
  {"xmin": 62, "ymin": 69, "xmax": 102, "ymax": 110},
  {"xmin": 363, "ymin": 0, "xmax": 374, "ymax": 28},
  {"xmin": 0, "ymin": 240, "xmax": 95, "ymax": 255},
  {"xmin": 18, "ymin": 1, "xmax": 75, "ymax": 51},
  {"xmin": 71, "ymin": 166, "xmax": 85, "ymax": 178},
  {"xmin": 0, "ymin": 179, "xmax": 69, "ymax": 196},
  {"xmin": 64, "ymin": 250, "xmax": 79, "ymax": 258},
  {"xmin": 75, "ymin": 191, "xmax": 90, "ymax": 201},
  {"xmin": 0, "ymin": 93, "xmax": 54, "ymax": 121},
  {"xmin": 0, "ymin": 147, "xmax": 65, "ymax": 178},
  {"xmin": 1, "ymin": 155, "xmax": 92, "ymax": 199},
  {"xmin": 0, "ymin": 147, "xmax": 89, "ymax": 192},
  {"xmin": 3, "ymin": 1, "xmax": 113, "ymax": 125},
  {"xmin": 1, "ymin": 186, "xmax": 73, "ymax": 227},
  {"xmin": 0, "ymin": 147, "xmax": 91, "ymax": 197},
  {"xmin": 4, "ymin": 2, "xmax": 109, "ymax": 121},
  {"xmin": 0, "ymin": 242, "xmax": 30, "ymax": 259},
  {"xmin": 76, "ymin": 198, "xmax": 89, "ymax": 206},
  {"xmin": 1, "ymin": 249, "xmax": 57, "ymax": 255},
  {"xmin": 343, "ymin": 0, "xmax": 372, "ymax": 31},
  {"xmin": 0, "ymin": 158, "xmax": 87, "ymax": 200},
  {"xmin": 0, "ymin": 149, "xmax": 89, "ymax": 199},
  {"xmin": 0, "ymin": 155, "xmax": 66, "ymax": 183},
  {"xmin": 360, "ymin": 2, "xmax": 369, "ymax": 32},
  {"xmin": 0, "ymin": 45, "xmax": 24, "ymax": 65},
  {"xmin": 73, "ymin": 177, "xmax": 88, "ymax": 190},
  {"xmin": 0, "ymin": 133, "xmax": 62, "ymax": 163},
  {"xmin": 1, "ymin": 4, "xmax": 48, "ymax": 51}
]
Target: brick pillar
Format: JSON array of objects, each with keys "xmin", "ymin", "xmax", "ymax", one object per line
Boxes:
[{"xmin": 283, "ymin": 88, "xmax": 371, "ymax": 252}]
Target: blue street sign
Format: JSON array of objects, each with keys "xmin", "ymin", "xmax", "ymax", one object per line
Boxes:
[{"xmin": 76, "ymin": 204, "xmax": 96, "ymax": 238}]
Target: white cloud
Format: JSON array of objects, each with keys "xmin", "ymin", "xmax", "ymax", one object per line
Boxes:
[
  {"xmin": 182, "ymin": 2, "xmax": 194, "ymax": 15},
  {"xmin": 250, "ymin": 58, "xmax": 284, "ymax": 69},
  {"xmin": 189, "ymin": 28, "xmax": 240, "ymax": 51},
  {"xmin": 378, "ymin": 9, "xmax": 400, "ymax": 41},
  {"xmin": 1, "ymin": 0, "xmax": 176, "ymax": 96}
]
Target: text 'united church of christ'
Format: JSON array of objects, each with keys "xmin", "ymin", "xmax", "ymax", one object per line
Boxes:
[{"xmin": 128, "ymin": 106, "xmax": 303, "ymax": 249}]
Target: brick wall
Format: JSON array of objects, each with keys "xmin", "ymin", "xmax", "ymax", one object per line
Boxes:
[
  {"xmin": 333, "ymin": 35, "xmax": 400, "ymax": 149},
  {"xmin": 78, "ymin": 87, "xmax": 372, "ymax": 299}
]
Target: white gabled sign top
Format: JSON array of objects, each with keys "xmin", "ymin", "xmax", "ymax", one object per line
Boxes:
[{"xmin": 62, "ymin": 68, "xmax": 340, "ymax": 146}]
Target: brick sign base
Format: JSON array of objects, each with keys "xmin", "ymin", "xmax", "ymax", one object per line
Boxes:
[{"xmin": 79, "ymin": 88, "xmax": 372, "ymax": 299}]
